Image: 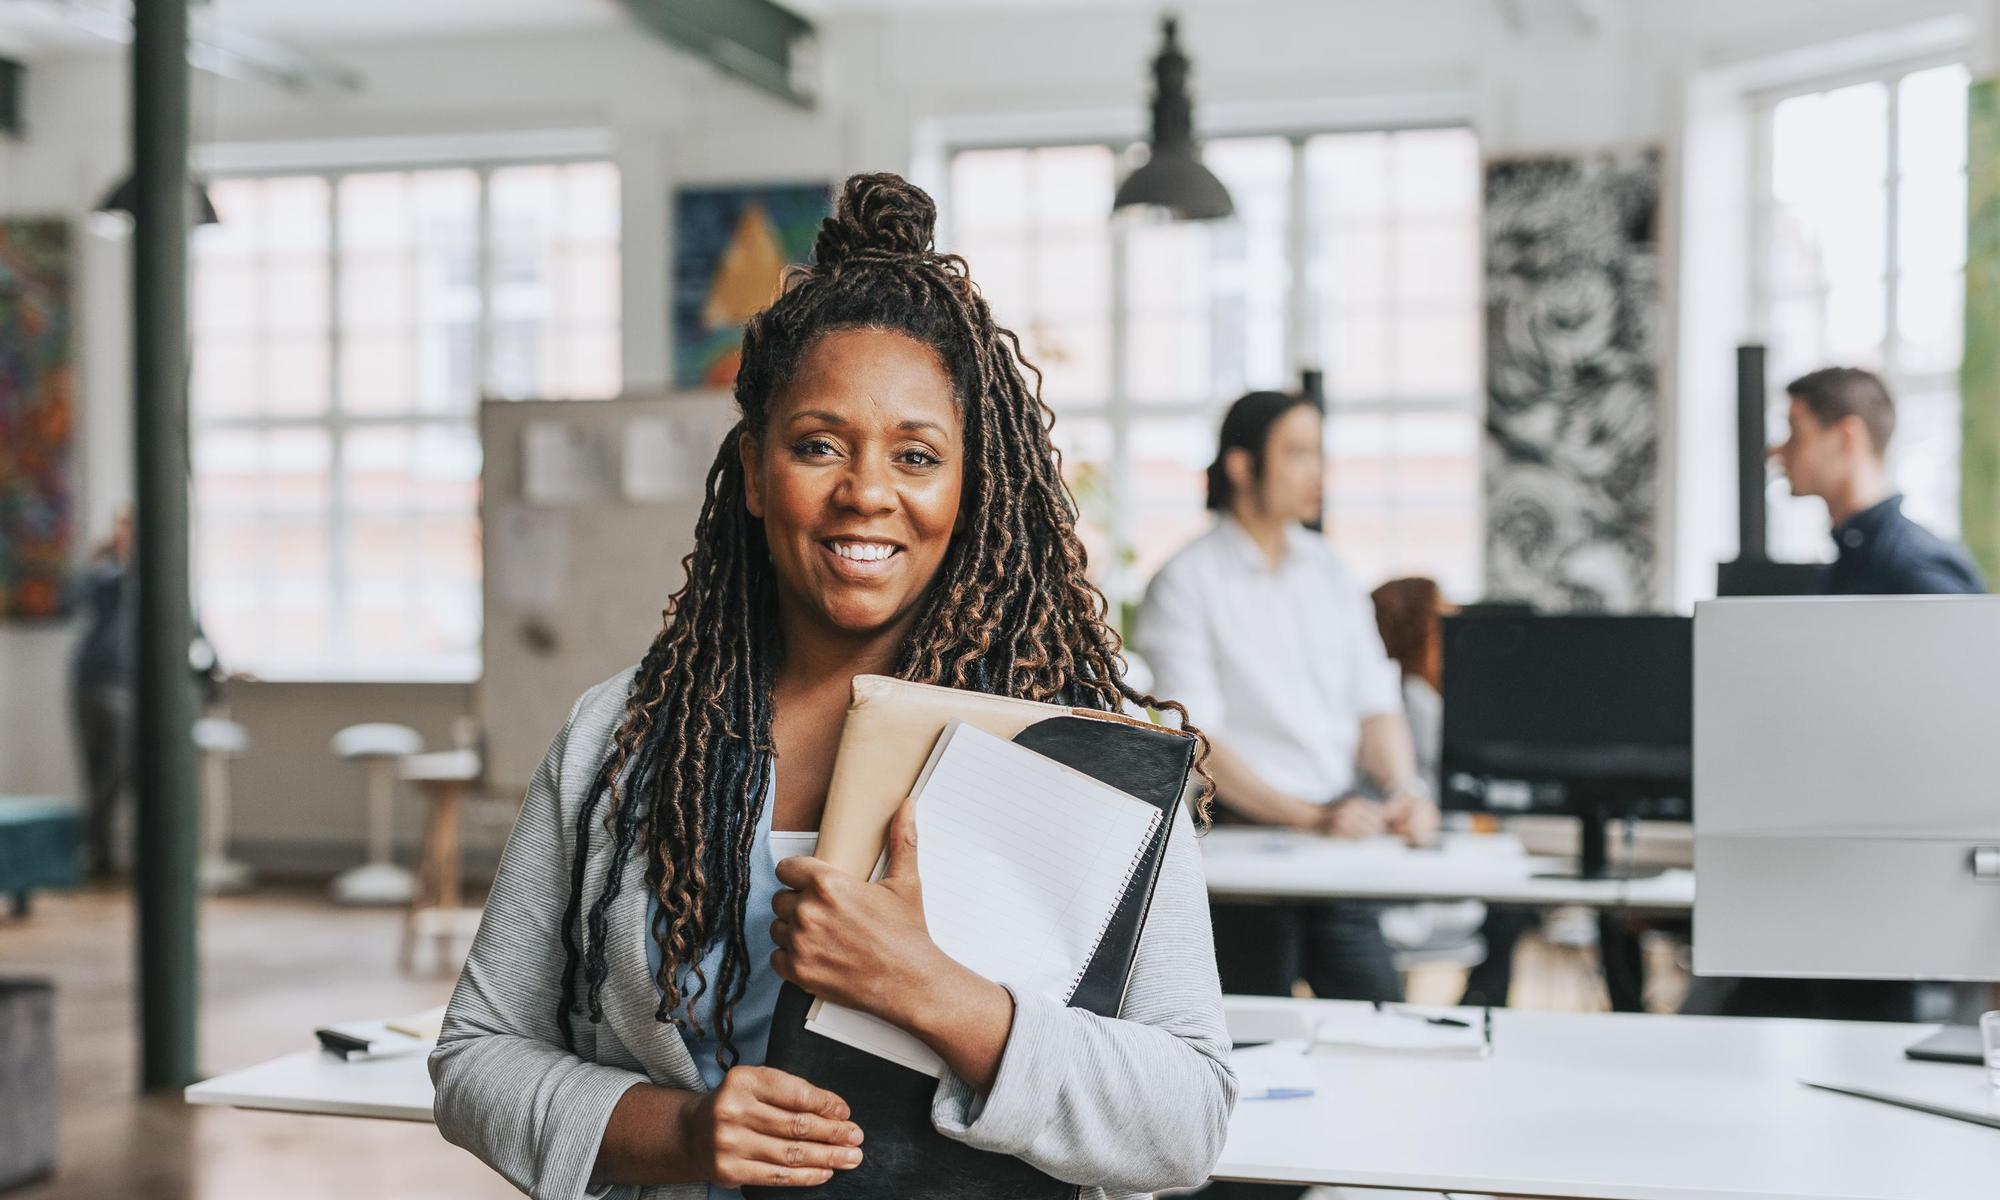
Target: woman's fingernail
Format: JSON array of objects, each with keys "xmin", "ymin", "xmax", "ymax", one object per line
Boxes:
[
  {"xmin": 842, "ymin": 1149, "xmax": 863, "ymax": 1167},
  {"xmin": 846, "ymin": 1125, "xmax": 863, "ymax": 1145}
]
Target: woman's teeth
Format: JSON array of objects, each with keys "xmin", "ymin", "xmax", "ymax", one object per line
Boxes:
[{"xmin": 831, "ymin": 542, "xmax": 896, "ymax": 562}]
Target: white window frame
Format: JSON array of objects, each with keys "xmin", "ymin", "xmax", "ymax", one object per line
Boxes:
[
  {"xmin": 1745, "ymin": 50, "xmax": 1969, "ymax": 551},
  {"xmin": 193, "ymin": 135, "xmax": 620, "ymax": 683}
]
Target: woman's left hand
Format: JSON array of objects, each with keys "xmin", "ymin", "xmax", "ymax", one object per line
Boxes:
[{"xmin": 770, "ymin": 795, "xmax": 952, "ymax": 1026}]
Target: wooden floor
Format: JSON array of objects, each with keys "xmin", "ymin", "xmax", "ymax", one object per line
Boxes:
[
  {"xmin": 3, "ymin": 883, "xmax": 1687, "ymax": 1199},
  {"xmin": 6, "ymin": 883, "xmax": 515, "ymax": 1200}
]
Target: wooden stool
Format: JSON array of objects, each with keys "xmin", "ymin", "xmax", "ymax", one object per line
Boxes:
[{"xmin": 398, "ymin": 749, "xmax": 482, "ymax": 974}]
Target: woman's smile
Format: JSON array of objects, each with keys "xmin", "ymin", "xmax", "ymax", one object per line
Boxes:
[{"xmin": 821, "ymin": 536, "xmax": 906, "ymax": 580}]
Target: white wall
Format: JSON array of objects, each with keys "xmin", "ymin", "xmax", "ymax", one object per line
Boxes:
[{"xmin": 0, "ymin": 0, "xmax": 1983, "ymax": 854}]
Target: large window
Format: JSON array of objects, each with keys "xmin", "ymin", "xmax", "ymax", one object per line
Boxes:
[
  {"xmin": 192, "ymin": 161, "xmax": 621, "ymax": 679},
  {"xmin": 946, "ymin": 127, "xmax": 1482, "ymax": 607},
  {"xmin": 1754, "ymin": 61, "xmax": 1968, "ymax": 559}
]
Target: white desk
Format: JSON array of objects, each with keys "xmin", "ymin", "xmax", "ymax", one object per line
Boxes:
[
  {"xmin": 188, "ymin": 1000, "xmax": 1997, "ymax": 1199},
  {"xmin": 185, "ymin": 1048, "xmax": 433, "ymax": 1121},
  {"xmin": 1219, "ymin": 996, "xmax": 1998, "ymax": 1200},
  {"xmin": 1201, "ymin": 827, "xmax": 1695, "ymax": 914}
]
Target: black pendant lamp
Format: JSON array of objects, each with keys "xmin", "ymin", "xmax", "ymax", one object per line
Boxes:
[
  {"xmin": 1112, "ymin": 14, "xmax": 1233, "ymax": 222},
  {"xmin": 96, "ymin": 174, "xmax": 222, "ymax": 225}
]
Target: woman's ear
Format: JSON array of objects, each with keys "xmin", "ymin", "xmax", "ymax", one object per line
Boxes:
[
  {"xmin": 739, "ymin": 429, "xmax": 765, "ymax": 519},
  {"xmin": 1223, "ymin": 446, "xmax": 1256, "ymax": 501}
]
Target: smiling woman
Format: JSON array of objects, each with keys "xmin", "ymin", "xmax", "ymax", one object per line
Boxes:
[{"xmin": 428, "ymin": 173, "xmax": 1237, "ymax": 1200}]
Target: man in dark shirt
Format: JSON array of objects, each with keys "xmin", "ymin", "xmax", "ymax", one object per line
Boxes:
[{"xmin": 1769, "ymin": 366, "xmax": 1985, "ymax": 596}]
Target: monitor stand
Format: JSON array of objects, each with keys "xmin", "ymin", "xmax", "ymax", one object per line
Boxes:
[
  {"xmin": 1531, "ymin": 802, "xmax": 1666, "ymax": 882},
  {"xmin": 1904, "ymin": 1025, "xmax": 1983, "ymax": 1065}
]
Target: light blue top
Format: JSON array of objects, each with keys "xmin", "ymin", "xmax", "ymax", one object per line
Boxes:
[{"xmin": 644, "ymin": 778, "xmax": 817, "ymax": 1200}]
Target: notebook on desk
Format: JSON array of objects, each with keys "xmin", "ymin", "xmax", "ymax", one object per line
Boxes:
[{"xmin": 749, "ymin": 677, "xmax": 1198, "ymax": 1200}]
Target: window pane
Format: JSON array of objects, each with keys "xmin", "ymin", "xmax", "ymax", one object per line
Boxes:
[
  {"xmin": 1897, "ymin": 271, "xmax": 1963, "ymax": 374},
  {"xmin": 1900, "ymin": 64, "xmax": 1970, "ymax": 178},
  {"xmin": 1326, "ymin": 408, "xmax": 1481, "ymax": 596},
  {"xmin": 950, "ymin": 149, "xmax": 1031, "ymax": 235},
  {"xmin": 1121, "ymin": 135, "xmax": 1292, "ymax": 404},
  {"xmin": 1050, "ymin": 414, "xmax": 1117, "ymax": 580},
  {"xmin": 1897, "ymin": 172, "xmax": 1966, "ymax": 276},
  {"xmin": 1308, "ymin": 126, "xmax": 1482, "ymax": 409},
  {"xmin": 1892, "ymin": 386, "xmax": 1961, "ymax": 537},
  {"xmin": 1772, "ymin": 83, "xmax": 1889, "ymax": 201},
  {"xmin": 488, "ymin": 161, "xmax": 623, "ymax": 400},
  {"xmin": 193, "ymin": 427, "xmax": 335, "ymax": 671},
  {"xmin": 191, "ymin": 160, "xmax": 618, "ymax": 676},
  {"xmin": 946, "ymin": 145, "xmax": 1116, "ymax": 407}
]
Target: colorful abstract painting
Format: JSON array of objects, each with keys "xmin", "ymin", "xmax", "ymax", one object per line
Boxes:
[
  {"xmin": 672, "ymin": 183, "xmax": 830, "ymax": 390},
  {"xmin": 0, "ymin": 218, "xmax": 74, "ymax": 620},
  {"xmin": 1483, "ymin": 149, "xmax": 1661, "ymax": 612}
]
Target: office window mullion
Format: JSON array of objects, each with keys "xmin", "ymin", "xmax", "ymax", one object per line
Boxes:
[
  {"xmin": 1108, "ymin": 188, "xmax": 1134, "ymax": 604},
  {"xmin": 326, "ymin": 172, "xmax": 351, "ymax": 663},
  {"xmin": 476, "ymin": 167, "xmax": 495, "ymax": 399},
  {"xmin": 1286, "ymin": 136, "xmax": 1312, "ymax": 378},
  {"xmin": 1883, "ymin": 75, "xmax": 1903, "ymax": 378}
]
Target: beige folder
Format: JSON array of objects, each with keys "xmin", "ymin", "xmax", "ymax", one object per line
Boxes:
[{"xmin": 812, "ymin": 675, "xmax": 1173, "ymax": 878}]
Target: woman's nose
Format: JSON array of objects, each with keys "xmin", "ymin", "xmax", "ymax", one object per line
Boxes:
[{"xmin": 836, "ymin": 459, "xmax": 896, "ymax": 513}]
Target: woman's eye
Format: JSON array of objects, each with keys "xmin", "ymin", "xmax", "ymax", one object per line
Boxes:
[
  {"xmin": 793, "ymin": 438, "xmax": 838, "ymax": 458},
  {"xmin": 898, "ymin": 449, "xmax": 942, "ymax": 468}
]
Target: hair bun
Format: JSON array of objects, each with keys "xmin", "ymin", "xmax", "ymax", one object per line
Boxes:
[{"xmin": 812, "ymin": 173, "xmax": 937, "ymax": 269}]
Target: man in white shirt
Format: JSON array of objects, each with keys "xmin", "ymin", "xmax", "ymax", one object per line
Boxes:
[{"xmin": 1134, "ymin": 390, "xmax": 1437, "ymax": 1002}]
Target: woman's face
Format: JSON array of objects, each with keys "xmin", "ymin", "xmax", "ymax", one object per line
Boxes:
[{"xmin": 742, "ymin": 327, "xmax": 965, "ymax": 642}]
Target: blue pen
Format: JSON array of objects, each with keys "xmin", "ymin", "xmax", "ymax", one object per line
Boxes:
[{"xmin": 1246, "ymin": 1087, "xmax": 1315, "ymax": 1100}]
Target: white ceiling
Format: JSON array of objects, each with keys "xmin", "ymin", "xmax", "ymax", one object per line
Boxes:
[
  {"xmin": 0, "ymin": 0, "xmax": 623, "ymax": 57},
  {"xmin": 0, "ymin": 0, "xmax": 1269, "ymax": 60},
  {"xmin": 197, "ymin": 0, "xmax": 625, "ymax": 42}
]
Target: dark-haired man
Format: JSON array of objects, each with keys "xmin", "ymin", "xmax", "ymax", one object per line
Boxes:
[
  {"xmin": 1771, "ymin": 366, "xmax": 1984, "ymax": 595},
  {"xmin": 1134, "ymin": 390, "xmax": 1437, "ymax": 1008}
]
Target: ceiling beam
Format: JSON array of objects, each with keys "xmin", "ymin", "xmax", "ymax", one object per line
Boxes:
[{"xmin": 616, "ymin": 0, "xmax": 816, "ymax": 108}]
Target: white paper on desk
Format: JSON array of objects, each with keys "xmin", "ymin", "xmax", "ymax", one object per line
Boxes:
[
  {"xmin": 803, "ymin": 722, "xmax": 1162, "ymax": 1077},
  {"xmin": 1230, "ymin": 1041, "xmax": 1317, "ymax": 1099},
  {"xmin": 522, "ymin": 421, "xmax": 611, "ymax": 505},
  {"xmin": 1308, "ymin": 1009, "xmax": 1487, "ymax": 1058}
]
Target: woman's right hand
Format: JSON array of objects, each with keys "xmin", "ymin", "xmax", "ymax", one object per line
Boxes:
[{"xmin": 680, "ymin": 1066, "xmax": 865, "ymax": 1189}]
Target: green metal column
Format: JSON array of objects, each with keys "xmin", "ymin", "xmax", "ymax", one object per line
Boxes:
[{"xmin": 132, "ymin": 0, "xmax": 200, "ymax": 1092}]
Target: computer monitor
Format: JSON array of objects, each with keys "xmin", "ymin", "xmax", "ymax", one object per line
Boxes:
[
  {"xmin": 1440, "ymin": 613, "xmax": 1693, "ymax": 880},
  {"xmin": 1693, "ymin": 596, "xmax": 2000, "ymax": 985}
]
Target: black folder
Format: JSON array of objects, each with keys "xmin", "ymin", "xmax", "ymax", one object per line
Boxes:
[{"xmin": 747, "ymin": 712, "xmax": 1197, "ymax": 1200}]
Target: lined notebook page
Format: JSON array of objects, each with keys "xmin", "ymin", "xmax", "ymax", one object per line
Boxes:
[{"xmin": 803, "ymin": 720, "xmax": 1162, "ymax": 1076}]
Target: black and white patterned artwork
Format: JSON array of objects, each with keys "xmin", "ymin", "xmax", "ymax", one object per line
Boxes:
[{"xmin": 1483, "ymin": 148, "xmax": 1660, "ymax": 612}]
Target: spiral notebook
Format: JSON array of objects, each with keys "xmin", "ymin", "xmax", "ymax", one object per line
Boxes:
[{"xmin": 802, "ymin": 720, "xmax": 1163, "ymax": 1077}]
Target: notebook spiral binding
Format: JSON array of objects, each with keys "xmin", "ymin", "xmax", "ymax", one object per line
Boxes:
[{"xmin": 1060, "ymin": 807, "xmax": 1163, "ymax": 1004}]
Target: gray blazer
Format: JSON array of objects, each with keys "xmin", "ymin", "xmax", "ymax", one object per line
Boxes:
[{"xmin": 430, "ymin": 668, "xmax": 1238, "ymax": 1200}]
